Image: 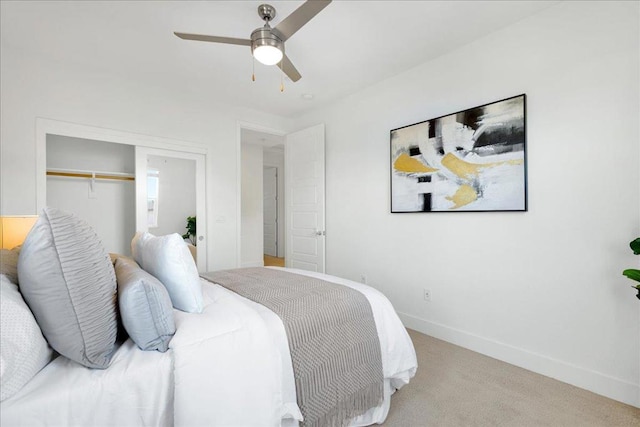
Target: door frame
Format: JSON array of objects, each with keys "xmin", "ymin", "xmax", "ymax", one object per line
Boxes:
[{"xmin": 35, "ymin": 118, "xmax": 208, "ymax": 268}]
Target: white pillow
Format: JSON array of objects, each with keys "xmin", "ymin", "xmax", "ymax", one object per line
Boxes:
[
  {"xmin": 0, "ymin": 275, "xmax": 53, "ymax": 401},
  {"xmin": 131, "ymin": 232, "xmax": 203, "ymax": 313}
]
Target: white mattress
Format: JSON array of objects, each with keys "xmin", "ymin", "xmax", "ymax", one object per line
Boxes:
[{"xmin": 1, "ymin": 268, "xmax": 417, "ymax": 427}]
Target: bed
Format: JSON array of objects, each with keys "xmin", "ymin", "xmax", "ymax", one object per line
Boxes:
[{"xmin": 0, "ymin": 208, "xmax": 416, "ymax": 427}]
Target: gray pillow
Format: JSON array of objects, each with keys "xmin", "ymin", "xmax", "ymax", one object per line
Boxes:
[
  {"xmin": 18, "ymin": 207, "xmax": 118, "ymax": 369},
  {"xmin": 115, "ymin": 257, "xmax": 175, "ymax": 352}
]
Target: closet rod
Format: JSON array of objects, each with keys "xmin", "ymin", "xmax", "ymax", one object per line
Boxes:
[{"xmin": 46, "ymin": 168, "xmax": 135, "ymax": 182}]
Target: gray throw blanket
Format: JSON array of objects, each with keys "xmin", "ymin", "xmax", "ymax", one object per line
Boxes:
[{"xmin": 201, "ymin": 267, "xmax": 383, "ymax": 427}]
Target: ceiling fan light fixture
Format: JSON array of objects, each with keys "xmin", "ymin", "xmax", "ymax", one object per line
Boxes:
[
  {"xmin": 253, "ymin": 44, "xmax": 283, "ymax": 65},
  {"xmin": 251, "ymin": 27, "xmax": 284, "ymax": 66},
  {"xmin": 175, "ymin": 1, "xmax": 333, "ymax": 83}
]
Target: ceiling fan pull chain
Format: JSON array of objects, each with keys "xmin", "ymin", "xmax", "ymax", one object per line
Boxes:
[
  {"xmin": 280, "ymin": 61, "xmax": 284, "ymax": 92},
  {"xmin": 252, "ymin": 57, "xmax": 256, "ymax": 82}
]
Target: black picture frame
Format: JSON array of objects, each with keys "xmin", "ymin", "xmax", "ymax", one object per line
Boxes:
[{"xmin": 390, "ymin": 94, "xmax": 527, "ymax": 213}]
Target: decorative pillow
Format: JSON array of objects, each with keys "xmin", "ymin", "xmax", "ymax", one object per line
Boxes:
[
  {"xmin": 0, "ymin": 275, "xmax": 53, "ymax": 401},
  {"xmin": 131, "ymin": 232, "xmax": 203, "ymax": 313},
  {"xmin": 115, "ymin": 257, "xmax": 176, "ymax": 352},
  {"xmin": 18, "ymin": 207, "xmax": 118, "ymax": 369},
  {"xmin": 0, "ymin": 247, "xmax": 20, "ymax": 284}
]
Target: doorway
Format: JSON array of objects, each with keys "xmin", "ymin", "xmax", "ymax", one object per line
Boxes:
[
  {"xmin": 239, "ymin": 123, "xmax": 325, "ymax": 272},
  {"xmin": 240, "ymin": 127, "xmax": 285, "ymax": 267}
]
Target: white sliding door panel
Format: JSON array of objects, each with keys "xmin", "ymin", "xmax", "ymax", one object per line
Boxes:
[{"xmin": 135, "ymin": 147, "xmax": 207, "ymax": 271}]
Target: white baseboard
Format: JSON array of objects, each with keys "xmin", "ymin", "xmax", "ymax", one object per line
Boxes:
[
  {"xmin": 241, "ymin": 260, "xmax": 264, "ymax": 268},
  {"xmin": 398, "ymin": 312, "xmax": 640, "ymax": 408}
]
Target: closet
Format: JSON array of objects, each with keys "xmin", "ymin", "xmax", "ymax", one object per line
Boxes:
[
  {"xmin": 46, "ymin": 135, "xmax": 136, "ymax": 255},
  {"xmin": 45, "ymin": 132, "xmax": 207, "ymax": 270}
]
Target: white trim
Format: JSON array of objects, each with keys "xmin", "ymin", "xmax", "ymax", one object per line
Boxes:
[
  {"xmin": 36, "ymin": 117, "xmax": 207, "ymax": 212},
  {"xmin": 241, "ymin": 260, "xmax": 265, "ymax": 268},
  {"xmin": 398, "ymin": 311, "xmax": 640, "ymax": 408}
]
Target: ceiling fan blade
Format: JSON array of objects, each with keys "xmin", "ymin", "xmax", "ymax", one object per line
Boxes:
[
  {"xmin": 279, "ymin": 55, "xmax": 302, "ymax": 82},
  {"xmin": 174, "ymin": 32, "xmax": 251, "ymax": 46},
  {"xmin": 272, "ymin": 0, "xmax": 332, "ymax": 41}
]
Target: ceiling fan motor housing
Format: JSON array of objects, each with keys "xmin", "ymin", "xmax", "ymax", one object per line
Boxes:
[
  {"xmin": 250, "ymin": 27, "xmax": 284, "ymax": 56},
  {"xmin": 257, "ymin": 4, "xmax": 276, "ymax": 22}
]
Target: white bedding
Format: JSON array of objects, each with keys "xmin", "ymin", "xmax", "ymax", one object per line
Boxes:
[
  {"xmin": 0, "ymin": 339, "xmax": 174, "ymax": 426},
  {"xmin": 172, "ymin": 267, "xmax": 417, "ymax": 427},
  {"xmin": 1, "ymin": 268, "xmax": 417, "ymax": 427}
]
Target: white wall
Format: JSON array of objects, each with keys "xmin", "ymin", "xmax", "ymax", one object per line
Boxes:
[
  {"xmin": 241, "ymin": 143, "xmax": 264, "ymax": 267},
  {"xmin": 293, "ymin": 1, "xmax": 640, "ymax": 407},
  {"xmin": 1, "ymin": 0, "xmax": 637, "ymax": 408},
  {"xmin": 47, "ymin": 135, "xmax": 135, "ymax": 254},
  {"xmin": 264, "ymin": 147, "xmax": 285, "ymax": 258},
  {"xmin": 147, "ymin": 155, "xmax": 196, "ymax": 239},
  {"xmin": 0, "ymin": 46, "xmax": 293, "ymax": 270}
]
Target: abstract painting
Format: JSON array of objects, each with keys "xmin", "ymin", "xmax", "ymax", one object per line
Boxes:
[{"xmin": 390, "ymin": 94, "xmax": 527, "ymax": 212}]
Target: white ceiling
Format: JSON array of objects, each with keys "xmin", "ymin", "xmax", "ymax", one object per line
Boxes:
[
  {"xmin": 0, "ymin": 1, "xmax": 558, "ymax": 118},
  {"xmin": 241, "ymin": 128, "xmax": 284, "ymax": 147}
]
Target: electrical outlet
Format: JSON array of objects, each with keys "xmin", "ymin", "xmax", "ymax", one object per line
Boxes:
[
  {"xmin": 360, "ymin": 275, "xmax": 367, "ymax": 284},
  {"xmin": 423, "ymin": 289, "xmax": 431, "ymax": 301}
]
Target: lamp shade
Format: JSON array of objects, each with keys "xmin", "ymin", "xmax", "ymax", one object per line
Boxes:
[
  {"xmin": 253, "ymin": 45, "xmax": 283, "ymax": 66},
  {"xmin": 1, "ymin": 216, "xmax": 38, "ymax": 249}
]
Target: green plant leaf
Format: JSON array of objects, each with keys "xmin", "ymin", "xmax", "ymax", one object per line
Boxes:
[
  {"xmin": 630, "ymin": 238, "xmax": 640, "ymax": 255},
  {"xmin": 183, "ymin": 216, "xmax": 197, "ymax": 246},
  {"xmin": 623, "ymin": 268, "xmax": 640, "ymax": 283}
]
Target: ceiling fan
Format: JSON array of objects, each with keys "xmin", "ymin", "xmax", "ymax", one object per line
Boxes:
[{"xmin": 174, "ymin": 1, "xmax": 332, "ymax": 84}]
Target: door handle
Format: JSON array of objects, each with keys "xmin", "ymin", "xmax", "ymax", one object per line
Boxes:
[{"xmin": 314, "ymin": 230, "xmax": 326, "ymax": 236}]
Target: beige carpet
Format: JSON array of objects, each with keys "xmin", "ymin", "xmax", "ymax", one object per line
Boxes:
[{"xmin": 383, "ymin": 329, "xmax": 640, "ymax": 426}]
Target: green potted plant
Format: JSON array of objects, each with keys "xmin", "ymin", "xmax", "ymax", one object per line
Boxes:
[
  {"xmin": 181, "ymin": 216, "xmax": 196, "ymax": 246},
  {"xmin": 622, "ymin": 237, "xmax": 640, "ymax": 300}
]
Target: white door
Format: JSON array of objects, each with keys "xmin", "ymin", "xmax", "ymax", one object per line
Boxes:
[
  {"xmin": 263, "ymin": 167, "xmax": 278, "ymax": 257},
  {"xmin": 135, "ymin": 147, "xmax": 207, "ymax": 271},
  {"xmin": 285, "ymin": 124, "xmax": 325, "ymax": 272}
]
